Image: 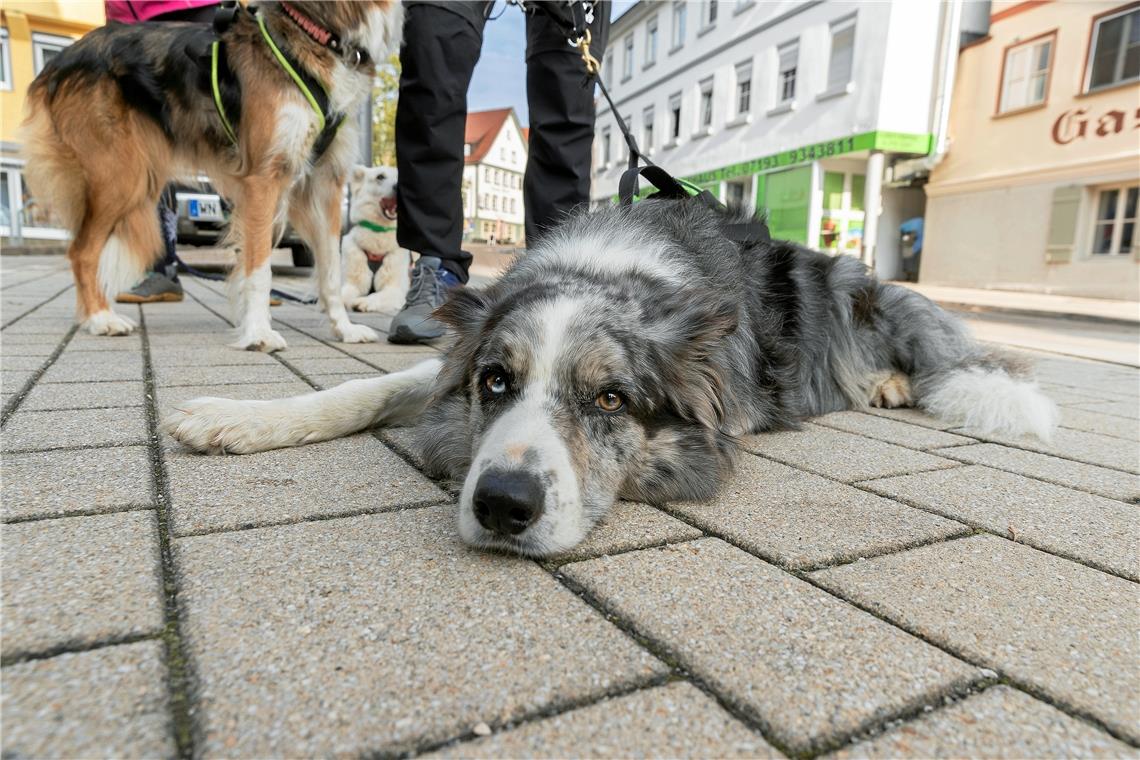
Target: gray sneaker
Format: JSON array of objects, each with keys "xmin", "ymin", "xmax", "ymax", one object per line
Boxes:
[
  {"xmin": 387, "ymin": 256, "xmax": 460, "ymax": 344},
  {"xmin": 116, "ymin": 272, "xmax": 184, "ymax": 303}
]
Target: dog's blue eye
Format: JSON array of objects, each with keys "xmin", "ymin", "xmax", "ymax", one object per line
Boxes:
[{"xmin": 483, "ymin": 372, "xmax": 508, "ymax": 395}]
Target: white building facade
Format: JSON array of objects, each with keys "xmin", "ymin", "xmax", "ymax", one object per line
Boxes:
[
  {"xmin": 592, "ymin": 0, "xmax": 974, "ymax": 277},
  {"xmin": 462, "ymin": 108, "xmax": 528, "ymax": 245}
]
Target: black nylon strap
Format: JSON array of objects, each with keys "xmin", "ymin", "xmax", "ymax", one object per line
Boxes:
[{"xmin": 618, "ymin": 165, "xmax": 686, "ymax": 206}]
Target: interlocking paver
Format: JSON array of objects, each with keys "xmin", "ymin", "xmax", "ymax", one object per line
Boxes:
[
  {"xmin": 1, "ymin": 407, "xmax": 148, "ymax": 452},
  {"xmin": 1, "ymin": 512, "xmax": 165, "ymax": 657},
  {"xmin": 67, "ymin": 332, "xmax": 143, "ymax": 351},
  {"xmin": 829, "ymin": 686, "xmax": 1134, "ymax": 758},
  {"xmin": 1074, "ymin": 398, "xmax": 1140, "ymax": 420},
  {"xmin": 0, "ymin": 641, "xmax": 175, "ymax": 759},
  {"xmin": 812, "ymin": 534, "xmax": 1140, "ymax": 743},
  {"xmin": 174, "ymin": 507, "xmax": 666, "ymax": 757},
  {"xmin": 1059, "ymin": 405, "xmax": 1139, "ymax": 441},
  {"xmin": 277, "ymin": 355, "xmax": 377, "ymax": 376},
  {"xmin": 667, "ymin": 455, "xmax": 968, "ymax": 569},
  {"xmin": 813, "ymin": 411, "xmax": 975, "ymax": 450},
  {"xmin": 153, "ymin": 362, "xmax": 298, "ymax": 387},
  {"xmin": 40, "ymin": 352, "xmax": 143, "ymax": 383},
  {"xmin": 548, "ymin": 501, "xmax": 704, "ymax": 563},
  {"xmin": 0, "ymin": 340, "xmax": 59, "ymax": 356},
  {"xmin": 2, "ymin": 446, "xmax": 152, "ymax": 520},
  {"xmin": 863, "ymin": 465, "xmax": 1139, "ymax": 579},
  {"xmin": 933, "ymin": 443, "xmax": 1140, "ymax": 502},
  {"xmin": 165, "ymin": 434, "xmax": 444, "ymax": 534},
  {"xmin": 434, "ymin": 682, "xmax": 779, "ymax": 759},
  {"xmin": 1, "ymin": 354, "xmax": 49, "ymax": 371},
  {"xmin": 562, "ymin": 539, "xmax": 979, "ymax": 754},
  {"xmin": 19, "ymin": 379, "xmax": 145, "ymax": 410},
  {"xmin": 742, "ymin": 423, "xmax": 958, "ymax": 482},
  {"xmin": 308, "ymin": 371, "xmax": 379, "ymax": 389},
  {"xmin": 1, "ymin": 369, "xmax": 35, "ymax": 393},
  {"xmin": 148, "ymin": 345, "xmax": 279, "ymax": 366},
  {"xmin": 956, "ymin": 425, "xmax": 1140, "ymax": 474}
]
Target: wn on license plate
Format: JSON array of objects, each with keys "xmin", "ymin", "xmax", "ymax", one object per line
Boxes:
[{"xmin": 188, "ymin": 198, "xmax": 222, "ymax": 220}]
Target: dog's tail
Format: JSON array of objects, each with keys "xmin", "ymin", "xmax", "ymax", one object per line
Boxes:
[
  {"xmin": 873, "ymin": 284, "xmax": 1058, "ymax": 441},
  {"xmin": 21, "ymin": 96, "xmax": 86, "ymax": 234}
]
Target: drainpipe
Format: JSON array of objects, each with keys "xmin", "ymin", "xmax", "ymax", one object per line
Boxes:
[{"xmin": 924, "ymin": 0, "xmax": 964, "ymax": 170}]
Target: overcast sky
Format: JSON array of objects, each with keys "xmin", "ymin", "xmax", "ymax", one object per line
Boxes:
[{"xmin": 467, "ymin": 1, "xmax": 638, "ymax": 126}]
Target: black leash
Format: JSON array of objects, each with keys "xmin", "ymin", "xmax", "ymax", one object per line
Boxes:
[{"xmin": 171, "ymin": 251, "xmax": 318, "ymax": 305}]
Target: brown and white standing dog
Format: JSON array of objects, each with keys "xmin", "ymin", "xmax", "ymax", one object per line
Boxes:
[
  {"xmin": 21, "ymin": 1, "xmax": 403, "ymax": 350},
  {"xmin": 340, "ymin": 165, "xmax": 411, "ymax": 314}
]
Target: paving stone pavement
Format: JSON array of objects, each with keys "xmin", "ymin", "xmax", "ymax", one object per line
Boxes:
[{"xmin": 1, "ymin": 256, "xmax": 1138, "ymax": 758}]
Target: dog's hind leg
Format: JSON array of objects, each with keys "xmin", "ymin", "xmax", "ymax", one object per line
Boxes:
[
  {"xmin": 291, "ymin": 175, "xmax": 379, "ymax": 343},
  {"xmin": 163, "ymin": 358, "xmax": 442, "ymax": 454},
  {"xmin": 867, "ymin": 371, "xmax": 912, "ymax": 408},
  {"xmin": 353, "ymin": 250, "xmax": 411, "ymax": 313}
]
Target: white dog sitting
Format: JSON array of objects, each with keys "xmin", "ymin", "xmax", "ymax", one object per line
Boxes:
[{"xmin": 340, "ymin": 165, "xmax": 411, "ymax": 313}]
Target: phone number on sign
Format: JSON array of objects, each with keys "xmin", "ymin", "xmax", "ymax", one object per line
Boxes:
[{"xmin": 784, "ymin": 137, "xmax": 857, "ymax": 165}]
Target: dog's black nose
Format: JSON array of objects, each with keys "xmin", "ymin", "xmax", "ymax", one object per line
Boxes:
[{"xmin": 473, "ymin": 469, "xmax": 545, "ymax": 535}]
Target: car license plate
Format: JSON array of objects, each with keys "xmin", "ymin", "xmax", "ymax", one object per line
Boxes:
[{"xmin": 188, "ymin": 198, "xmax": 222, "ymax": 221}]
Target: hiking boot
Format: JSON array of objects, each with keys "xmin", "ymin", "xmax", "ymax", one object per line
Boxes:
[
  {"xmin": 116, "ymin": 272, "xmax": 184, "ymax": 303},
  {"xmin": 387, "ymin": 256, "xmax": 461, "ymax": 344}
]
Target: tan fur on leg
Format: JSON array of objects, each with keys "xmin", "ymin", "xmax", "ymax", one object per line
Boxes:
[{"xmin": 869, "ymin": 371, "xmax": 913, "ymax": 408}]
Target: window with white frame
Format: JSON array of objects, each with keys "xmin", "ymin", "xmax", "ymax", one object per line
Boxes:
[
  {"xmin": 1086, "ymin": 6, "xmax": 1140, "ymax": 92},
  {"xmin": 702, "ymin": 1, "xmax": 718, "ymax": 29},
  {"xmin": 826, "ymin": 16, "xmax": 856, "ymax": 90},
  {"xmin": 0, "ymin": 29, "xmax": 11, "ymax": 91},
  {"xmin": 32, "ymin": 32, "xmax": 73, "ymax": 75},
  {"xmin": 622, "ymin": 115, "xmax": 632, "ymax": 160},
  {"xmin": 622, "ymin": 34, "xmax": 634, "ymax": 80},
  {"xmin": 645, "ymin": 15, "xmax": 658, "ymax": 66},
  {"xmin": 642, "ymin": 107, "xmax": 655, "ymax": 153},
  {"xmin": 668, "ymin": 93, "xmax": 682, "ymax": 142},
  {"xmin": 698, "ymin": 78, "xmax": 714, "ymax": 131},
  {"xmin": 735, "ymin": 60, "xmax": 752, "ymax": 116},
  {"xmin": 777, "ymin": 40, "xmax": 798, "ymax": 103},
  {"xmin": 604, "ymin": 53, "xmax": 613, "ymax": 86},
  {"xmin": 1091, "ymin": 184, "xmax": 1137, "ymax": 256},
  {"xmin": 999, "ymin": 35, "xmax": 1053, "ymax": 113},
  {"xmin": 601, "ymin": 127, "xmax": 612, "ymax": 166},
  {"xmin": 672, "ymin": 2, "xmax": 687, "ymax": 49}
]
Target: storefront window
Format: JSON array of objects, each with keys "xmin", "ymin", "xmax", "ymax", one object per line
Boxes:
[
  {"xmin": 764, "ymin": 166, "xmax": 811, "ymax": 244},
  {"xmin": 1092, "ymin": 185, "xmax": 1138, "ymax": 255}
]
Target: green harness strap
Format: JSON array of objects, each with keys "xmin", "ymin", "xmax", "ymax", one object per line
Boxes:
[
  {"xmin": 356, "ymin": 220, "xmax": 396, "ymax": 233},
  {"xmin": 210, "ymin": 12, "xmax": 337, "ymax": 147}
]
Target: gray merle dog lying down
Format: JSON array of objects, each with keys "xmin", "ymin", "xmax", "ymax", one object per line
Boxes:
[{"xmin": 164, "ymin": 198, "xmax": 1057, "ymax": 556}]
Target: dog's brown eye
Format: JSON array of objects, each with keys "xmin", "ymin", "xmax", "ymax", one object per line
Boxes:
[
  {"xmin": 595, "ymin": 391, "xmax": 625, "ymax": 413},
  {"xmin": 484, "ymin": 372, "xmax": 508, "ymax": 395}
]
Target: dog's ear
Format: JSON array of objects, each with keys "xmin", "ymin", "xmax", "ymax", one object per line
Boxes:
[
  {"xmin": 648, "ymin": 289, "xmax": 739, "ymax": 428},
  {"xmin": 349, "ymin": 165, "xmax": 366, "ymax": 192},
  {"xmin": 434, "ymin": 287, "xmax": 491, "ymax": 333}
]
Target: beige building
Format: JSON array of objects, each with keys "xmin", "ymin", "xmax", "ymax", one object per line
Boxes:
[{"xmin": 921, "ymin": 0, "xmax": 1140, "ymax": 300}]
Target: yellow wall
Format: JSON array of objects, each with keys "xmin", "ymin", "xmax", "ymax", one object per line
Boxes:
[
  {"xmin": 1, "ymin": 2, "xmax": 105, "ymax": 145},
  {"xmin": 927, "ymin": 1, "xmax": 1139, "ymax": 196}
]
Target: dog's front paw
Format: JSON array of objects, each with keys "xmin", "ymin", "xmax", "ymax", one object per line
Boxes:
[
  {"xmin": 231, "ymin": 327, "xmax": 288, "ymax": 352},
  {"xmin": 350, "ymin": 293, "xmax": 403, "ymax": 314},
  {"xmin": 162, "ymin": 397, "xmax": 275, "ymax": 454},
  {"xmin": 334, "ymin": 321, "xmax": 380, "ymax": 343},
  {"xmin": 84, "ymin": 310, "xmax": 137, "ymax": 336}
]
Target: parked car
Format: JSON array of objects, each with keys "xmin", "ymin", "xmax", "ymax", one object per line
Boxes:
[{"xmin": 173, "ymin": 179, "xmax": 316, "ymax": 267}]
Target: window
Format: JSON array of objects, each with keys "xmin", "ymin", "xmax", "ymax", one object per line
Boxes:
[
  {"xmin": 1086, "ymin": 7, "xmax": 1140, "ymax": 91},
  {"xmin": 777, "ymin": 41, "xmax": 798, "ymax": 103},
  {"xmin": 735, "ymin": 60, "xmax": 752, "ymax": 115},
  {"xmin": 643, "ymin": 107, "xmax": 655, "ymax": 153},
  {"xmin": 1091, "ymin": 184, "xmax": 1138, "ymax": 255},
  {"xmin": 669, "ymin": 93, "xmax": 682, "ymax": 142},
  {"xmin": 622, "ymin": 115, "xmax": 632, "ymax": 160},
  {"xmin": 0, "ymin": 29, "xmax": 11, "ymax": 91},
  {"xmin": 698, "ymin": 78, "xmax": 714, "ymax": 131},
  {"xmin": 672, "ymin": 2, "xmax": 687, "ymax": 49},
  {"xmin": 704, "ymin": 0, "xmax": 718, "ymax": 28},
  {"xmin": 604, "ymin": 53, "xmax": 614, "ymax": 86},
  {"xmin": 601, "ymin": 127, "xmax": 612, "ymax": 166},
  {"xmin": 999, "ymin": 34, "xmax": 1053, "ymax": 113},
  {"xmin": 463, "ymin": 143, "xmax": 472, "ymax": 157},
  {"xmin": 32, "ymin": 33, "xmax": 73, "ymax": 75},
  {"xmin": 826, "ymin": 16, "xmax": 856, "ymax": 90},
  {"xmin": 645, "ymin": 16, "xmax": 658, "ymax": 66},
  {"xmin": 622, "ymin": 35, "xmax": 634, "ymax": 80}
]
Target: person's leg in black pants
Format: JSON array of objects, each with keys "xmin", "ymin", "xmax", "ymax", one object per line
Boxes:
[
  {"xmin": 389, "ymin": 1, "xmax": 489, "ymax": 344},
  {"xmin": 523, "ymin": 3, "xmax": 610, "ymax": 245}
]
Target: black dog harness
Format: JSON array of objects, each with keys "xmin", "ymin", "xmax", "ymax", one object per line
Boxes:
[{"xmin": 196, "ymin": 1, "xmax": 369, "ymax": 162}]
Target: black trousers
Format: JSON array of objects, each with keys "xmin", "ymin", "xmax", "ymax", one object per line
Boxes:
[{"xmin": 396, "ymin": 1, "xmax": 609, "ymax": 283}]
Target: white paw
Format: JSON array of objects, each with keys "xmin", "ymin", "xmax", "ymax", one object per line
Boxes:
[
  {"xmin": 162, "ymin": 397, "xmax": 276, "ymax": 454},
  {"xmin": 230, "ymin": 327, "xmax": 288, "ymax": 352},
  {"xmin": 84, "ymin": 310, "xmax": 137, "ymax": 336},
  {"xmin": 335, "ymin": 321, "xmax": 380, "ymax": 343},
  {"xmin": 350, "ymin": 292, "xmax": 403, "ymax": 313}
]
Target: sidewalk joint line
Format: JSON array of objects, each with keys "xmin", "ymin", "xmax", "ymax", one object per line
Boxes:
[
  {"xmin": 171, "ymin": 498, "xmax": 451, "ymax": 539},
  {"xmin": 1, "ymin": 283, "xmax": 74, "ymax": 329},
  {"xmin": 138, "ymin": 305, "xmax": 199, "ymax": 760},
  {"xmin": 1, "ymin": 324, "xmax": 79, "ymax": 427},
  {"xmin": 1, "ymin": 631, "xmax": 163, "ymax": 668},
  {"xmin": 3, "ymin": 503, "xmax": 156, "ymax": 525}
]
